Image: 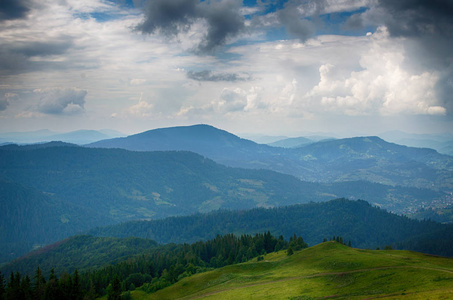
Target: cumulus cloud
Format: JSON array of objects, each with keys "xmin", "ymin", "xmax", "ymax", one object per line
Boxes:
[
  {"xmin": 346, "ymin": 0, "xmax": 453, "ymax": 115},
  {"xmin": 136, "ymin": 0, "xmax": 245, "ymax": 54},
  {"xmin": 306, "ymin": 27, "xmax": 444, "ymax": 116},
  {"xmin": 34, "ymin": 88, "xmax": 87, "ymax": 115},
  {"xmin": 187, "ymin": 70, "xmax": 251, "ymax": 82}
]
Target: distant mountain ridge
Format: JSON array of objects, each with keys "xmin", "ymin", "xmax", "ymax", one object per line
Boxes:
[
  {"xmin": 88, "ymin": 124, "xmax": 453, "ymax": 190},
  {"xmin": 0, "ymin": 129, "xmax": 124, "ymax": 145},
  {"xmin": 88, "ymin": 124, "xmax": 276, "ymax": 165}
]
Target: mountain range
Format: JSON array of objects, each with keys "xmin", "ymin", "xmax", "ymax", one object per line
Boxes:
[
  {"xmin": 1, "ymin": 124, "xmax": 452, "ymax": 264},
  {"xmin": 88, "ymin": 124, "xmax": 453, "ymax": 190},
  {"xmin": 0, "ymin": 129, "xmax": 124, "ymax": 145}
]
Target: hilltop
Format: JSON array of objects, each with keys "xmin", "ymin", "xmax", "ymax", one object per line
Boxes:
[
  {"xmin": 141, "ymin": 241, "xmax": 453, "ymax": 299},
  {"xmin": 87, "ymin": 124, "xmax": 453, "ymax": 189}
]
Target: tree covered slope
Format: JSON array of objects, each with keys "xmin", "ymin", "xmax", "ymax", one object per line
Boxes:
[{"xmin": 89, "ymin": 198, "xmax": 453, "ymax": 257}]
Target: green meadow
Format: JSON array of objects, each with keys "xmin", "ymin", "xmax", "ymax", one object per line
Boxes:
[{"xmin": 133, "ymin": 242, "xmax": 453, "ymax": 299}]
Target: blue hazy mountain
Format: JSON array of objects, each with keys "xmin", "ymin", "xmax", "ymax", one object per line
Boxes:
[
  {"xmin": 88, "ymin": 124, "xmax": 453, "ymax": 190},
  {"xmin": 379, "ymin": 130, "xmax": 453, "ymax": 156},
  {"xmin": 268, "ymin": 136, "xmax": 314, "ymax": 148},
  {"xmin": 1, "ymin": 142, "xmax": 448, "ymax": 263},
  {"xmin": 0, "ymin": 129, "xmax": 124, "ymax": 145}
]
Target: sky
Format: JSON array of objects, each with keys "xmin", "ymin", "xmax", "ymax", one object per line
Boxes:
[{"xmin": 0, "ymin": 0, "xmax": 452, "ymax": 137}]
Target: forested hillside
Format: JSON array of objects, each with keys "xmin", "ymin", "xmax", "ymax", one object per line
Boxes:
[
  {"xmin": 0, "ymin": 180, "xmax": 111, "ymax": 263},
  {"xmin": 0, "ymin": 232, "xmax": 306, "ymax": 299},
  {"xmin": 89, "ymin": 198, "xmax": 453, "ymax": 257},
  {"xmin": 2, "ymin": 143, "xmax": 446, "ymax": 263}
]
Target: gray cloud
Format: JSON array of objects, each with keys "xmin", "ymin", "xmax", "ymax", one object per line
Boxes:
[
  {"xmin": 13, "ymin": 39, "xmax": 74, "ymax": 57},
  {"xmin": 0, "ymin": 0, "xmax": 31, "ymax": 21},
  {"xmin": 378, "ymin": 0, "xmax": 453, "ymax": 38},
  {"xmin": 187, "ymin": 70, "xmax": 251, "ymax": 82},
  {"xmin": 136, "ymin": 0, "xmax": 199, "ymax": 36},
  {"xmin": 0, "ymin": 38, "xmax": 75, "ymax": 75},
  {"xmin": 0, "ymin": 95, "xmax": 10, "ymax": 111},
  {"xmin": 0, "ymin": 93, "xmax": 19, "ymax": 111},
  {"xmin": 136, "ymin": 0, "xmax": 245, "ymax": 54},
  {"xmin": 35, "ymin": 88, "xmax": 87, "ymax": 115},
  {"xmin": 277, "ymin": 6, "xmax": 316, "ymax": 42},
  {"xmin": 376, "ymin": 0, "xmax": 453, "ymax": 115},
  {"xmin": 195, "ymin": 0, "xmax": 245, "ymax": 54}
]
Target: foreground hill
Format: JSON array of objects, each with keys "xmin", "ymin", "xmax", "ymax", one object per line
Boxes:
[
  {"xmin": 142, "ymin": 241, "xmax": 453, "ymax": 299},
  {"xmin": 88, "ymin": 124, "xmax": 453, "ymax": 190},
  {"xmin": 89, "ymin": 199, "xmax": 453, "ymax": 257}
]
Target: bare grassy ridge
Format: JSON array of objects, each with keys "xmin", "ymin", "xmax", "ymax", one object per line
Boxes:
[{"xmin": 137, "ymin": 242, "xmax": 453, "ymax": 299}]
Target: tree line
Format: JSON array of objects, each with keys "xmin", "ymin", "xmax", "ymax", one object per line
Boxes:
[{"xmin": 0, "ymin": 232, "xmax": 307, "ymax": 299}]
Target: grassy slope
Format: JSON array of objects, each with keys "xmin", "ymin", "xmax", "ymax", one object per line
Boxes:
[{"xmin": 136, "ymin": 242, "xmax": 453, "ymax": 299}]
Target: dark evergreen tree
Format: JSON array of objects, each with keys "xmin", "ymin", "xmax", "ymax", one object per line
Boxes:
[
  {"xmin": 6, "ymin": 272, "xmax": 21, "ymax": 300},
  {"xmin": 107, "ymin": 275, "xmax": 121, "ymax": 300},
  {"xmin": 33, "ymin": 266, "xmax": 46, "ymax": 300},
  {"xmin": 287, "ymin": 247, "xmax": 294, "ymax": 256},
  {"xmin": 0, "ymin": 272, "xmax": 5, "ymax": 300},
  {"xmin": 44, "ymin": 269, "xmax": 60, "ymax": 300},
  {"xmin": 20, "ymin": 275, "xmax": 32, "ymax": 300}
]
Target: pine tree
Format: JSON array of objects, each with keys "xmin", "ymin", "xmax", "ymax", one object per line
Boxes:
[
  {"xmin": 0, "ymin": 272, "xmax": 5, "ymax": 300},
  {"xmin": 287, "ymin": 247, "xmax": 294, "ymax": 256},
  {"xmin": 33, "ymin": 266, "xmax": 46, "ymax": 300},
  {"xmin": 72, "ymin": 269, "xmax": 82, "ymax": 300},
  {"xmin": 107, "ymin": 275, "xmax": 121, "ymax": 300}
]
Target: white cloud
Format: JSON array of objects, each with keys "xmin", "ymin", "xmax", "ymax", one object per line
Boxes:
[
  {"xmin": 305, "ymin": 27, "xmax": 443, "ymax": 116},
  {"xmin": 129, "ymin": 79, "xmax": 148, "ymax": 86},
  {"xmin": 128, "ymin": 100, "xmax": 154, "ymax": 117}
]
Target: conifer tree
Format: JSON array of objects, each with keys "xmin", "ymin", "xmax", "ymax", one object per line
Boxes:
[
  {"xmin": 0, "ymin": 272, "xmax": 5, "ymax": 300},
  {"xmin": 33, "ymin": 266, "xmax": 46, "ymax": 300}
]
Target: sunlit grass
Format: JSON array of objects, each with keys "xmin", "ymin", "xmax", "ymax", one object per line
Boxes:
[{"xmin": 130, "ymin": 241, "xmax": 453, "ymax": 299}]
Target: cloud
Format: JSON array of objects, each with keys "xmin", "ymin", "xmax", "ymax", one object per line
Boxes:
[
  {"xmin": 277, "ymin": 6, "xmax": 315, "ymax": 42},
  {"xmin": 348, "ymin": 0, "xmax": 453, "ymax": 115},
  {"xmin": 0, "ymin": 0, "xmax": 31, "ymax": 21},
  {"xmin": 135, "ymin": 0, "xmax": 199, "ymax": 36},
  {"xmin": 195, "ymin": 0, "xmax": 245, "ymax": 54},
  {"xmin": 218, "ymin": 88, "xmax": 247, "ymax": 112},
  {"xmin": 129, "ymin": 78, "xmax": 149, "ymax": 86},
  {"xmin": 377, "ymin": 0, "xmax": 453, "ymax": 38},
  {"xmin": 128, "ymin": 100, "xmax": 154, "ymax": 117},
  {"xmin": 34, "ymin": 88, "xmax": 87, "ymax": 115},
  {"xmin": 187, "ymin": 70, "xmax": 251, "ymax": 82},
  {"xmin": 305, "ymin": 28, "xmax": 444, "ymax": 116},
  {"xmin": 0, "ymin": 93, "xmax": 18, "ymax": 111},
  {"xmin": 136, "ymin": 0, "xmax": 245, "ymax": 54},
  {"xmin": 13, "ymin": 39, "xmax": 74, "ymax": 58}
]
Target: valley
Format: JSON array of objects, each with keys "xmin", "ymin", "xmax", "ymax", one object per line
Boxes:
[{"xmin": 0, "ymin": 124, "xmax": 452, "ymax": 299}]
